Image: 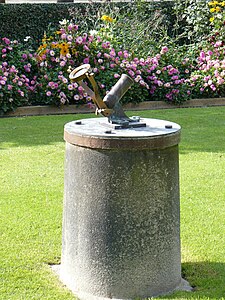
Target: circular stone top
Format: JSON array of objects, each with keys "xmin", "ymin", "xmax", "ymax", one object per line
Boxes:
[{"xmin": 64, "ymin": 117, "xmax": 181, "ymax": 150}]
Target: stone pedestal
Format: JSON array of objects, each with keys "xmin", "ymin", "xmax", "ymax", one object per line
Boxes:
[{"xmin": 60, "ymin": 117, "xmax": 186, "ymax": 300}]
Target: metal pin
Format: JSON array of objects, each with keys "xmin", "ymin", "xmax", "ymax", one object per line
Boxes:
[
  {"xmin": 75, "ymin": 121, "xmax": 82, "ymax": 125},
  {"xmin": 165, "ymin": 124, "xmax": 172, "ymax": 129}
]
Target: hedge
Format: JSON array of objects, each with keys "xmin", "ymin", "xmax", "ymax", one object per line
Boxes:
[{"xmin": 0, "ymin": 1, "xmax": 177, "ymax": 49}]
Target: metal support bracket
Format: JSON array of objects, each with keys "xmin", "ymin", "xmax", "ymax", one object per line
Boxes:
[{"xmin": 69, "ymin": 64, "xmax": 146, "ymax": 128}]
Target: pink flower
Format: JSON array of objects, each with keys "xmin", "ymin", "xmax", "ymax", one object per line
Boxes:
[
  {"xmin": 166, "ymin": 93, "xmax": 173, "ymax": 100},
  {"xmin": 46, "ymin": 91, "xmax": 52, "ymax": 96},
  {"xmin": 214, "ymin": 41, "xmax": 222, "ymax": 48},
  {"xmin": 160, "ymin": 46, "xmax": 168, "ymax": 54},
  {"xmin": 210, "ymin": 84, "xmax": 216, "ymax": 91},
  {"xmin": 123, "ymin": 51, "xmax": 129, "ymax": 58},
  {"xmin": 83, "ymin": 45, "xmax": 90, "ymax": 51},
  {"xmin": 110, "ymin": 49, "xmax": 116, "ymax": 57},
  {"xmin": 217, "ymin": 77, "xmax": 224, "ymax": 85},
  {"xmin": 2, "ymin": 37, "xmax": 10, "ymax": 45},
  {"xmin": 19, "ymin": 90, "xmax": 24, "ymax": 97},
  {"xmin": 102, "ymin": 42, "xmax": 108, "ymax": 49},
  {"xmin": 128, "ymin": 70, "xmax": 135, "ymax": 77},
  {"xmin": 68, "ymin": 24, "xmax": 73, "ymax": 31},
  {"xmin": 60, "ymin": 61, "xmax": 66, "ymax": 67},
  {"xmin": 67, "ymin": 35, "xmax": 73, "ymax": 42},
  {"xmin": 60, "ymin": 98, "xmax": 66, "ymax": 104},
  {"xmin": 76, "ymin": 36, "xmax": 83, "ymax": 44},
  {"xmin": 78, "ymin": 86, "xmax": 83, "ymax": 93},
  {"xmin": 68, "ymin": 84, "xmax": 73, "ymax": 90},
  {"xmin": 114, "ymin": 74, "xmax": 120, "ymax": 79},
  {"xmin": 172, "ymin": 89, "xmax": 179, "ymax": 94}
]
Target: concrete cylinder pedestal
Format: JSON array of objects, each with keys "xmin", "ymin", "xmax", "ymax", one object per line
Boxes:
[{"xmin": 60, "ymin": 117, "xmax": 186, "ymax": 300}]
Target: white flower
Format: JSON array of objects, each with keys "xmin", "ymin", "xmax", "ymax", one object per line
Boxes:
[
  {"xmin": 89, "ymin": 30, "xmax": 98, "ymax": 36},
  {"xmin": 74, "ymin": 94, "xmax": 80, "ymax": 100},
  {"xmin": 24, "ymin": 36, "xmax": 31, "ymax": 42},
  {"xmin": 59, "ymin": 19, "xmax": 69, "ymax": 25},
  {"xmin": 50, "ymin": 50, "xmax": 55, "ymax": 57}
]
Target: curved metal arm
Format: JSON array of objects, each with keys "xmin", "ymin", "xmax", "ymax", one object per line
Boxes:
[{"xmin": 69, "ymin": 64, "xmax": 112, "ymax": 117}]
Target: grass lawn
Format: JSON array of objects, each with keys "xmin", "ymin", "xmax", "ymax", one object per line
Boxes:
[{"xmin": 0, "ymin": 107, "xmax": 225, "ymax": 300}]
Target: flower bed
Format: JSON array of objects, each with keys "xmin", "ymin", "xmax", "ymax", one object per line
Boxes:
[{"xmin": 1, "ymin": 1, "xmax": 225, "ymax": 115}]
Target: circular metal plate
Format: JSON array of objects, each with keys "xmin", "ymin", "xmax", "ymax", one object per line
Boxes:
[
  {"xmin": 69, "ymin": 64, "xmax": 91, "ymax": 82},
  {"xmin": 64, "ymin": 117, "xmax": 181, "ymax": 150}
]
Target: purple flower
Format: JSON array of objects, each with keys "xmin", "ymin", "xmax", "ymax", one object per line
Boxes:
[
  {"xmin": 83, "ymin": 57, "xmax": 89, "ymax": 64},
  {"xmin": 22, "ymin": 53, "xmax": 28, "ymax": 60}
]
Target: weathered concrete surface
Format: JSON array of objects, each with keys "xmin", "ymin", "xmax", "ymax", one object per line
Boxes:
[{"xmin": 60, "ymin": 118, "xmax": 186, "ymax": 299}]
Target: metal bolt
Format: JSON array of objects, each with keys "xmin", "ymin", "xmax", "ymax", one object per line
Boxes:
[
  {"xmin": 75, "ymin": 121, "xmax": 82, "ymax": 125},
  {"xmin": 131, "ymin": 116, "xmax": 140, "ymax": 122},
  {"xmin": 165, "ymin": 124, "xmax": 173, "ymax": 129}
]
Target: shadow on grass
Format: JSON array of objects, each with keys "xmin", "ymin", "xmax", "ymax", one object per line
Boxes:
[
  {"xmin": 157, "ymin": 261, "xmax": 225, "ymax": 299},
  {"xmin": 0, "ymin": 114, "xmax": 94, "ymax": 149}
]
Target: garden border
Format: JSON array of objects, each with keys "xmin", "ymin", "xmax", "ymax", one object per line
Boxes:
[{"xmin": 3, "ymin": 98, "xmax": 225, "ymax": 117}]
